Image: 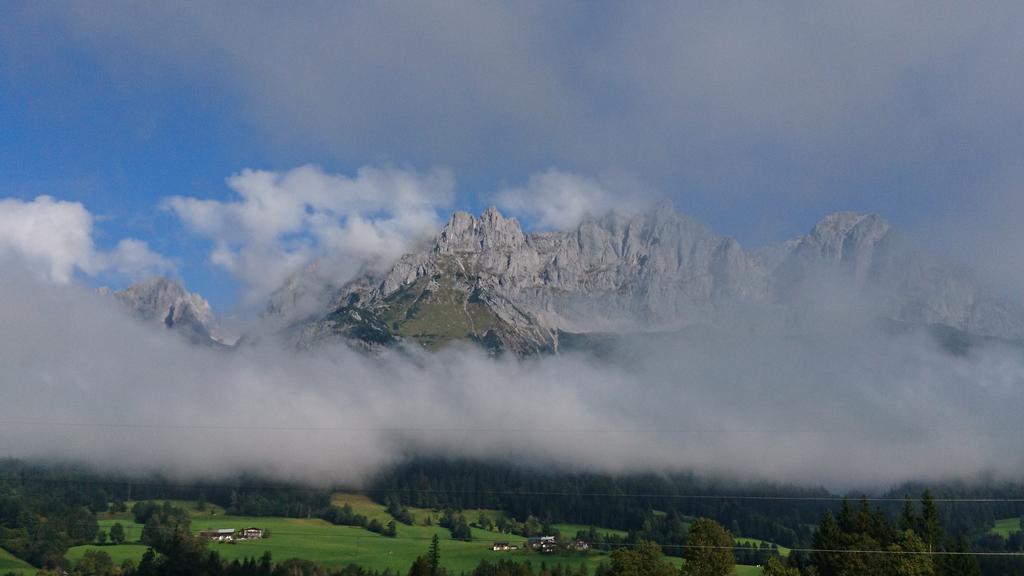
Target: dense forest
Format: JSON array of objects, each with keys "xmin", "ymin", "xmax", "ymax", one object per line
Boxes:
[
  {"xmin": 365, "ymin": 459, "xmax": 1024, "ymax": 551},
  {"xmin": 2, "ymin": 458, "xmax": 1023, "ymax": 575}
]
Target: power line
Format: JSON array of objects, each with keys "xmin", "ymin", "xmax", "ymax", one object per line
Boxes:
[
  {"xmin": 1, "ymin": 419, "xmax": 1022, "ymax": 435},
  {"xmin": 5, "ymin": 475, "xmax": 1024, "ymax": 504}
]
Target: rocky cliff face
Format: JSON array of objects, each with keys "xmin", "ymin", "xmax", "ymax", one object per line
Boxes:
[
  {"xmin": 103, "ymin": 277, "xmax": 226, "ymax": 346},
  {"xmin": 293, "ymin": 204, "xmax": 1024, "ymax": 354},
  {"xmin": 769, "ymin": 211, "xmax": 1024, "ymax": 337}
]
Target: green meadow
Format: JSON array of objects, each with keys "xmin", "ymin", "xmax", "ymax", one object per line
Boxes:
[
  {"xmin": 551, "ymin": 524, "xmax": 629, "ymax": 540},
  {"xmin": 0, "ymin": 547, "xmax": 36, "ymax": 576},
  {"xmin": 734, "ymin": 537, "xmax": 791, "ymax": 557},
  {"xmin": 64, "ymin": 495, "xmax": 767, "ymax": 575},
  {"xmin": 992, "ymin": 517, "xmax": 1023, "ymax": 538}
]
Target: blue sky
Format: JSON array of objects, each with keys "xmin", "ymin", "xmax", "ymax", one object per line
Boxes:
[{"xmin": 3, "ymin": 2, "xmax": 1024, "ymax": 311}]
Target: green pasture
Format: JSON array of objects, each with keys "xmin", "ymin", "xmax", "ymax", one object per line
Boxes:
[
  {"xmin": 66, "ymin": 496, "xmax": 765, "ymax": 575},
  {"xmin": 551, "ymin": 524, "xmax": 629, "ymax": 540},
  {"xmin": 0, "ymin": 547, "xmax": 36, "ymax": 576},
  {"xmin": 66, "ymin": 544, "xmax": 151, "ymax": 567},
  {"xmin": 992, "ymin": 517, "xmax": 1023, "ymax": 537},
  {"xmin": 734, "ymin": 537, "xmax": 790, "ymax": 557}
]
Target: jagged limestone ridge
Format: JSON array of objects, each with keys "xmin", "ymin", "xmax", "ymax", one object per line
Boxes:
[{"xmin": 297, "ymin": 203, "xmax": 1024, "ymax": 354}]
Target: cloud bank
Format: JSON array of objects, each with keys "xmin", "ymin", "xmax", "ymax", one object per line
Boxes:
[
  {"xmin": 0, "ymin": 196, "xmax": 172, "ymax": 283},
  {"xmin": 164, "ymin": 165, "xmax": 453, "ymax": 306},
  {"xmin": 1, "ymin": 264, "xmax": 1022, "ymax": 490}
]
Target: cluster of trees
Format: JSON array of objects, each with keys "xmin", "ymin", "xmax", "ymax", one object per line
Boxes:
[
  {"xmin": 469, "ymin": 558, "xmax": 586, "ymax": 576},
  {"xmin": 439, "ymin": 509, "xmax": 472, "ymax": 541},
  {"xmin": 884, "ymin": 481, "xmax": 1024, "ymax": 537},
  {"xmin": 732, "ymin": 540, "xmax": 782, "ymax": 567},
  {"xmin": 0, "ymin": 470, "xmax": 99, "ymax": 567},
  {"xmin": 226, "ymin": 489, "xmax": 330, "ymax": 519},
  {"xmin": 320, "ymin": 503, "xmax": 397, "ymax": 537},
  {"xmin": 486, "ymin": 514, "xmax": 549, "ymax": 538},
  {"xmin": 787, "ymin": 492, "xmax": 981, "ymax": 576},
  {"xmin": 385, "ymin": 496, "xmax": 415, "ymax": 525},
  {"xmin": 96, "ymin": 522, "xmax": 128, "ymax": 546},
  {"xmin": 134, "ymin": 502, "xmax": 193, "ymax": 552},
  {"xmin": 23, "ymin": 548, "xmax": 406, "ymax": 576}
]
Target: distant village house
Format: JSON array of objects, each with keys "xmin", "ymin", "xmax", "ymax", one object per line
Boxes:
[
  {"xmin": 200, "ymin": 527, "xmax": 265, "ymax": 542},
  {"xmin": 200, "ymin": 529, "xmax": 236, "ymax": 542},
  {"xmin": 527, "ymin": 536, "xmax": 557, "ymax": 553},
  {"xmin": 240, "ymin": 527, "xmax": 265, "ymax": 540},
  {"xmin": 568, "ymin": 539, "xmax": 590, "ymax": 551}
]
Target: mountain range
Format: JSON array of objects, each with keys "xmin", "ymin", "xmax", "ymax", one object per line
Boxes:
[
  {"xmin": 280, "ymin": 203, "xmax": 1024, "ymax": 354},
  {"xmin": 106, "ymin": 203, "xmax": 1024, "ymax": 355}
]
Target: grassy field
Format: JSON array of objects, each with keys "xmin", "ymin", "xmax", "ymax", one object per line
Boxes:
[
  {"xmin": 65, "ymin": 496, "xmax": 765, "ymax": 575},
  {"xmin": 735, "ymin": 537, "xmax": 791, "ymax": 557},
  {"xmin": 0, "ymin": 547, "xmax": 36, "ymax": 576},
  {"xmin": 551, "ymin": 524, "xmax": 629, "ymax": 540},
  {"xmin": 66, "ymin": 544, "xmax": 151, "ymax": 567},
  {"xmin": 992, "ymin": 517, "xmax": 1023, "ymax": 537},
  {"xmin": 67, "ymin": 496, "xmax": 615, "ymax": 574}
]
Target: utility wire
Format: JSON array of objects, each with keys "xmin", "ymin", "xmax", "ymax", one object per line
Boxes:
[
  {"xmin": 4, "ymin": 476, "xmax": 1024, "ymax": 504},
  {"xmin": 0, "ymin": 418, "xmax": 1021, "ymax": 435}
]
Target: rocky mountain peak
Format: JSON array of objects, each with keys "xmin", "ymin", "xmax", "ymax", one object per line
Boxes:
[
  {"xmin": 784, "ymin": 212, "xmax": 892, "ymax": 283},
  {"xmin": 436, "ymin": 207, "xmax": 525, "ymax": 254},
  {"xmin": 649, "ymin": 198, "xmax": 679, "ymax": 222},
  {"xmin": 807, "ymin": 212, "xmax": 890, "ymax": 250},
  {"xmin": 105, "ymin": 277, "xmax": 225, "ymax": 345}
]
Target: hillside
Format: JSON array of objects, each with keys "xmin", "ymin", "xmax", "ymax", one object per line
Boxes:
[{"xmin": 62, "ymin": 496, "xmax": 711, "ymax": 575}]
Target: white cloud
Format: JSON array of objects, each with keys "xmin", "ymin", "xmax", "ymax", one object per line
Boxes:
[
  {"xmin": 0, "ymin": 195, "xmax": 171, "ymax": 283},
  {"xmin": 164, "ymin": 165, "xmax": 454, "ymax": 306},
  {"xmin": 102, "ymin": 238, "xmax": 176, "ymax": 280},
  {"xmin": 2, "ymin": 267, "xmax": 1024, "ymax": 489},
  {"xmin": 496, "ymin": 170, "xmax": 627, "ymax": 230}
]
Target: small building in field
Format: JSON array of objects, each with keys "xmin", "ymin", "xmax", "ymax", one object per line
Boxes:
[
  {"xmin": 492, "ymin": 541, "xmax": 511, "ymax": 551},
  {"xmin": 239, "ymin": 527, "xmax": 265, "ymax": 540},
  {"xmin": 200, "ymin": 529, "xmax": 236, "ymax": 542},
  {"xmin": 569, "ymin": 540, "xmax": 590, "ymax": 551},
  {"xmin": 527, "ymin": 536, "xmax": 557, "ymax": 553}
]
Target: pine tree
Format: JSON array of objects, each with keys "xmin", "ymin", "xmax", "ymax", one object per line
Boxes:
[
  {"xmin": 837, "ymin": 499, "xmax": 855, "ymax": 534},
  {"xmin": 811, "ymin": 511, "xmax": 843, "ymax": 576},
  {"xmin": 936, "ymin": 535, "xmax": 980, "ymax": 576},
  {"xmin": 428, "ymin": 534, "xmax": 442, "ymax": 576},
  {"xmin": 900, "ymin": 497, "xmax": 917, "ymax": 532},
  {"xmin": 919, "ymin": 490, "xmax": 942, "ymax": 553},
  {"xmin": 409, "ymin": 556, "xmax": 432, "ymax": 576}
]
